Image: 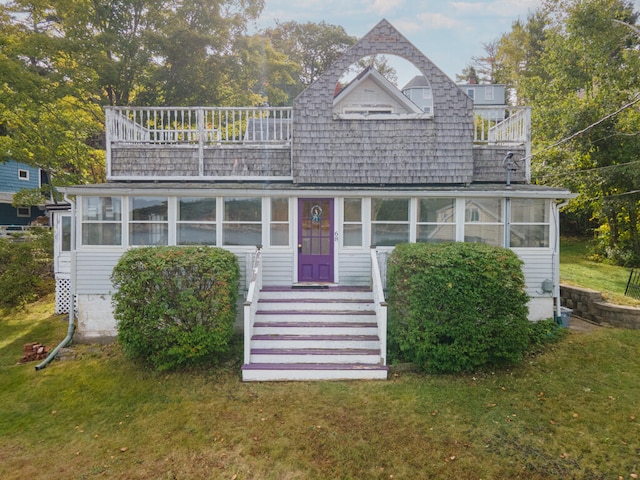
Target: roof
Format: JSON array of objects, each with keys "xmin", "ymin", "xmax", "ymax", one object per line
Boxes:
[
  {"xmin": 402, "ymin": 75, "xmax": 431, "ymax": 90},
  {"xmin": 62, "ymin": 182, "xmax": 575, "ymax": 199}
]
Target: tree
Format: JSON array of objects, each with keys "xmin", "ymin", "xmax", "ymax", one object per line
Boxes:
[
  {"xmin": 457, "ymin": 40, "xmax": 499, "ymax": 84},
  {"xmin": 495, "ymin": 0, "xmax": 640, "ymax": 265},
  {"xmin": 264, "ymin": 21, "xmax": 356, "ymax": 90}
]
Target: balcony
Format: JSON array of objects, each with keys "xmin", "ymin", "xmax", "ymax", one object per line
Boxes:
[{"xmin": 105, "ymin": 105, "xmax": 531, "ymax": 183}]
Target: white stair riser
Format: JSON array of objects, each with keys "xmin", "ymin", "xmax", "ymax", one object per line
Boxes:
[
  {"xmin": 250, "ymin": 353, "xmax": 381, "ymax": 364},
  {"xmin": 242, "ymin": 369, "xmax": 388, "ymax": 382},
  {"xmin": 254, "ymin": 325, "xmax": 378, "ymax": 336},
  {"xmin": 255, "ymin": 313, "xmax": 375, "ymax": 323},
  {"xmin": 251, "ymin": 338, "xmax": 380, "ymax": 350},
  {"xmin": 257, "ymin": 301, "xmax": 375, "ymax": 312},
  {"xmin": 260, "ymin": 291, "xmax": 373, "ymax": 301}
]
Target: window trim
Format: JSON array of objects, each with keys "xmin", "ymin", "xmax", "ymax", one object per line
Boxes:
[
  {"xmin": 18, "ymin": 169, "xmax": 29, "ymax": 181},
  {"xmin": 16, "ymin": 206, "xmax": 31, "ymax": 217}
]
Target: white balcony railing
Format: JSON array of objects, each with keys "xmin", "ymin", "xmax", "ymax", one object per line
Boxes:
[
  {"xmin": 106, "ymin": 107, "xmax": 293, "ymax": 146},
  {"xmin": 473, "ymin": 106, "xmax": 531, "ymax": 145}
]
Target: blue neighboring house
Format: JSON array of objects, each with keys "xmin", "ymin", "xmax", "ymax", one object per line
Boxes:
[{"xmin": 0, "ymin": 160, "xmax": 45, "ymax": 225}]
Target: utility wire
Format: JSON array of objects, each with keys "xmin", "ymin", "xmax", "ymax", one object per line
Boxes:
[
  {"xmin": 527, "ymin": 93, "xmax": 640, "ymax": 162},
  {"xmin": 537, "ymin": 159, "xmax": 640, "ymax": 179}
]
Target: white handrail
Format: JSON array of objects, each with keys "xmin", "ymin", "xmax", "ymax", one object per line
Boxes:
[
  {"xmin": 243, "ymin": 247, "xmax": 263, "ymax": 365},
  {"xmin": 473, "ymin": 106, "xmax": 531, "ymax": 144},
  {"xmin": 370, "ymin": 247, "xmax": 388, "ymax": 366},
  {"xmin": 106, "ymin": 107, "xmax": 293, "ymax": 146}
]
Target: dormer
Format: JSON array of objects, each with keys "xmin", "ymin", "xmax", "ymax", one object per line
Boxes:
[{"xmin": 333, "ymin": 67, "xmax": 428, "ymax": 120}]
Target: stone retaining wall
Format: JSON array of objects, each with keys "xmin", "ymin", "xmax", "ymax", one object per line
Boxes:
[{"xmin": 560, "ymin": 284, "xmax": 640, "ymax": 329}]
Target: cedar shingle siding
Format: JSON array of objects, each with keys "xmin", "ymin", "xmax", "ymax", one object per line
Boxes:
[{"xmin": 293, "ymin": 19, "xmax": 474, "ymax": 185}]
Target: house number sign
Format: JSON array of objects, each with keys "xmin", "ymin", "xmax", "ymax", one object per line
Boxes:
[{"xmin": 310, "ymin": 205, "xmax": 323, "ymax": 223}]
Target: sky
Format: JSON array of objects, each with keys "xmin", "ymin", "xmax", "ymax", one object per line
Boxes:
[{"xmin": 253, "ymin": 0, "xmax": 640, "ymax": 87}]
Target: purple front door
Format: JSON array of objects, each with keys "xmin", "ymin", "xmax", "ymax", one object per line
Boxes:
[{"xmin": 298, "ymin": 198, "xmax": 334, "ymax": 283}]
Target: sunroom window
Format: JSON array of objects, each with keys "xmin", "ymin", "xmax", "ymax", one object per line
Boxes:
[
  {"xmin": 129, "ymin": 197, "xmax": 168, "ymax": 246},
  {"xmin": 510, "ymin": 199, "xmax": 550, "ymax": 247},
  {"xmin": 81, "ymin": 197, "xmax": 122, "ymax": 246},
  {"xmin": 223, "ymin": 197, "xmax": 262, "ymax": 246},
  {"xmin": 371, "ymin": 198, "xmax": 409, "ymax": 246},
  {"xmin": 343, "ymin": 198, "xmax": 363, "ymax": 247},
  {"xmin": 177, "ymin": 197, "xmax": 216, "ymax": 245},
  {"xmin": 416, "ymin": 198, "xmax": 456, "ymax": 243},
  {"xmin": 270, "ymin": 198, "xmax": 289, "ymax": 246},
  {"xmin": 464, "ymin": 198, "xmax": 503, "ymax": 246}
]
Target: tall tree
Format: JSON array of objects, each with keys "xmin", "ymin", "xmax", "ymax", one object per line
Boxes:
[
  {"xmin": 264, "ymin": 21, "xmax": 356, "ymax": 89},
  {"xmin": 496, "ymin": 0, "xmax": 640, "ymax": 264}
]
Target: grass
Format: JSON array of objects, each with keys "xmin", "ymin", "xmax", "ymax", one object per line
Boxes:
[
  {"xmin": 560, "ymin": 237, "xmax": 640, "ymax": 306},
  {"xmin": 2, "ymin": 295, "xmax": 640, "ymax": 479}
]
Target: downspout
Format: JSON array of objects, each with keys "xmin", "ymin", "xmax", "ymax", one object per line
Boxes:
[
  {"xmin": 36, "ymin": 195, "xmax": 76, "ymax": 370},
  {"xmin": 553, "ymin": 199, "xmax": 571, "ymax": 324}
]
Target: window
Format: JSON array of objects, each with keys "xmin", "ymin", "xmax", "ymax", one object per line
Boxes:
[
  {"xmin": 129, "ymin": 197, "xmax": 168, "ymax": 246},
  {"xmin": 464, "ymin": 199, "xmax": 503, "ymax": 246},
  {"xmin": 223, "ymin": 197, "xmax": 262, "ymax": 246},
  {"xmin": 18, "ymin": 169, "xmax": 29, "ymax": 181},
  {"xmin": 343, "ymin": 198, "xmax": 363, "ymax": 247},
  {"xmin": 82, "ymin": 197, "xmax": 122, "ymax": 246},
  {"xmin": 371, "ymin": 198, "xmax": 409, "ymax": 246},
  {"xmin": 484, "ymin": 86, "xmax": 495, "ymax": 101},
  {"xmin": 61, "ymin": 216, "xmax": 71, "ymax": 251},
  {"xmin": 510, "ymin": 199, "xmax": 550, "ymax": 247},
  {"xmin": 467, "ymin": 88, "xmax": 475, "ymax": 100},
  {"xmin": 17, "ymin": 206, "xmax": 31, "ymax": 217},
  {"xmin": 417, "ymin": 198, "xmax": 456, "ymax": 243},
  {"xmin": 270, "ymin": 198, "xmax": 289, "ymax": 246},
  {"xmin": 177, "ymin": 197, "xmax": 216, "ymax": 245}
]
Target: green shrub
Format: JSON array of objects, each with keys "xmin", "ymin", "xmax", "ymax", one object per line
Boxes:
[
  {"xmin": 111, "ymin": 246, "xmax": 240, "ymax": 371},
  {"xmin": 387, "ymin": 242, "xmax": 531, "ymax": 373},
  {"xmin": 0, "ymin": 230, "xmax": 54, "ymax": 309},
  {"xmin": 528, "ymin": 318, "xmax": 566, "ymax": 347}
]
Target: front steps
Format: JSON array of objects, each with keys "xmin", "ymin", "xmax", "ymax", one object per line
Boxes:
[{"xmin": 242, "ymin": 286, "xmax": 388, "ymax": 381}]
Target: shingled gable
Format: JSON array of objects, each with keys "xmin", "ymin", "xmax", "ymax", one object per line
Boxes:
[{"xmin": 293, "ymin": 19, "xmax": 474, "ymax": 185}]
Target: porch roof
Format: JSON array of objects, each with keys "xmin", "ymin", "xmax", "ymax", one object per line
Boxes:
[{"xmin": 63, "ymin": 182, "xmax": 575, "ymax": 199}]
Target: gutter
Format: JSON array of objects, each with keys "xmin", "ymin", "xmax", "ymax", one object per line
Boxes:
[{"xmin": 36, "ymin": 195, "xmax": 76, "ymax": 371}]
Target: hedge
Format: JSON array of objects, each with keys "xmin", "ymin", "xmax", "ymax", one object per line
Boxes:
[
  {"xmin": 387, "ymin": 242, "xmax": 531, "ymax": 373},
  {"xmin": 111, "ymin": 246, "xmax": 239, "ymax": 371}
]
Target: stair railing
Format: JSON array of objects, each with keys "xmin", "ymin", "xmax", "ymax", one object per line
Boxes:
[
  {"xmin": 243, "ymin": 246, "xmax": 263, "ymax": 365},
  {"xmin": 370, "ymin": 247, "xmax": 388, "ymax": 366}
]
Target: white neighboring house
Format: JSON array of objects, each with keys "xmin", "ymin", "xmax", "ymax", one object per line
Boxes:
[{"xmin": 57, "ymin": 20, "xmax": 573, "ymax": 381}]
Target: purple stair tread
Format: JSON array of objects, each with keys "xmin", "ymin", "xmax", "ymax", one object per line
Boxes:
[
  {"xmin": 251, "ymin": 334, "xmax": 379, "ymax": 341},
  {"xmin": 251, "ymin": 348, "xmax": 381, "ymax": 355},
  {"xmin": 242, "ymin": 363, "xmax": 388, "ymax": 371},
  {"xmin": 255, "ymin": 312, "xmax": 375, "ymax": 317},
  {"xmin": 253, "ymin": 321, "xmax": 377, "ymax": 328}
]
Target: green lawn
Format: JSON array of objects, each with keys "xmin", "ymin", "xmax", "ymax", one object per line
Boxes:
[
  {"xmin": 560, "ymin": 238, "xmax": 640, "ymax": 306},
  {"xmin": 1, "ymin": 296, "xmax": 640, "ymax": 479}
]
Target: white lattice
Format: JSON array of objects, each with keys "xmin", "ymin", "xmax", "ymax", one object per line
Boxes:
[{"xmin": 55, "ymin": 277, "xmax": 71, "ymax": 314}]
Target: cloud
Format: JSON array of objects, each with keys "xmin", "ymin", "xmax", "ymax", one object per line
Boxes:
[
  {"xmin": 451, "ymin": 0, "xmax": 539, "ymax": 17},
  {"xmin": 416, "ymin": 12, "xmax": 461, "ymax": 29},
  {"xmin": 369, "ymin": 0, "xmax": 405, "ymax": 16}
]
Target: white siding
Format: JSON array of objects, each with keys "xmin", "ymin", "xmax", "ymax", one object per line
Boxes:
[
  {"xmin": 262, "ymin": 251, "xmax": 294, "ymax": 286},
  {"xmin": 516, "ymin": 249, "xmax": 555, "ymax": 298},
  {"xmin": 76, "ymin": 251, "xmax": 124, "ymax": 294},
  {"xmin": 338, "ymin": 251, "xmax": 371, "ymax": 286}
]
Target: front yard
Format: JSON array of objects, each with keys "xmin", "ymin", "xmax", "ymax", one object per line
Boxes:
[{"xmin": 1, "ymin": 295, "xmax": 639, "ymax": 479}]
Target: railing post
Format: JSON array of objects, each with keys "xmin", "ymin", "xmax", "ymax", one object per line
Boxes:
[{"xmin": 197, "ymin": 108, "xmax": 204, "ymax": 177}]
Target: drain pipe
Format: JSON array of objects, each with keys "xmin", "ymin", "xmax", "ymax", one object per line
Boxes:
[
  {"xmin": 36, "ymin": 195, "xmax": 76, "ymax": 371},
  {"xmin": 553, "ymin": 199, "xmax": 571, "ymax": 324}
]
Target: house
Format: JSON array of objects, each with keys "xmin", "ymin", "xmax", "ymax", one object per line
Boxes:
[
  {"xmin": 58, "ymin": 19, "xmax": 573, "ymax": 381},
  {"xmin": 0, "ymin": 160, "xmax": 45, "ymax": 235}
]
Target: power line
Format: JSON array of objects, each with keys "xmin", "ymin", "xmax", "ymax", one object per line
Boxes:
[
  {"xmin": 528, "ymin": 93, "xmax": 640, "ymax": 162},
  {"xmin": 537, "ymin": 159, "xmax": 640, "ymax": 179}
]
